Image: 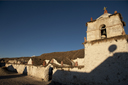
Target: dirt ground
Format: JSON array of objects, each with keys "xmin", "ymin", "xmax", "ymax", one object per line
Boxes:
[{"xmin": 0, "ymin": 67, "xmax": 64, "ymax": 85}]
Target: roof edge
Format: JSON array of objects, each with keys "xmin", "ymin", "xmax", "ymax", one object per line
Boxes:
[
  {"xmin": 86, "ymin": 13, "xmax": 126, "ymax": 27},
  {"xmin": 82, "ymin": 35, "xmax": 128, "ymax": 45}
]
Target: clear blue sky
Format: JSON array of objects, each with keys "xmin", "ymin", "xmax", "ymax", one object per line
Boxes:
[{"xmin": 0, "ymin": 1, "xmax": 128, "ymax": 58}]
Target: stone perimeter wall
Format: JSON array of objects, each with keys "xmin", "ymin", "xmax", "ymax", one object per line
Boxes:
[{"xmin": 5, "ymin": 64, "xmax": 51, "ymax": 81}]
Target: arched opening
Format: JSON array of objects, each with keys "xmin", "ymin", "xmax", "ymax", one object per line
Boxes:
[{"xmin": 101, "ymin": 24, "xmax": 107, "ymax": 39}]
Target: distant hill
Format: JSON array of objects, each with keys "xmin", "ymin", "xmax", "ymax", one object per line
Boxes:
[{"xmin": 2, "ymin": 49, "xmax": 84, "ymax": 66}]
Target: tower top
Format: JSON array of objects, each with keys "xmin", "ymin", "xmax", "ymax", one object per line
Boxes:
[{"xmin": 85, "ymin": 11, "xmax": 126, "ymax": 42}]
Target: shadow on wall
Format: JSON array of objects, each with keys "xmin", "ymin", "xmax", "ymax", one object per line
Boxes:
[
  {"xmin": 7, "ymin": 65, "xmax": 17, "ymax": 73},
  {"xmin": 49, "ymin": 44, "xmax": 128, "ymax": 85},
  {"xmin": 23, "ymin": 66, "xmax": 27, "ymax": 75}
]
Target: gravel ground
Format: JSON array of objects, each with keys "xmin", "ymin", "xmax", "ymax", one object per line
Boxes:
[
  {"xmin": 0, "ymin": 67, "xmax": 51, "ymax": 85},
  {"xmin": 0, "ymin": 67, "xmax": 66, "ymax": 85}
]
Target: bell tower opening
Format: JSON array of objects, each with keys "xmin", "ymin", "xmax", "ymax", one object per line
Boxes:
[{"xmin": 101, "ymin": 24, "xmax": 107, "ymax": 39}]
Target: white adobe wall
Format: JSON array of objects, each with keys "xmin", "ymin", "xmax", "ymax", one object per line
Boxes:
[
  {"xmin": 8, "ymin": 60, "xmax": 17, "ymax": 64},
  {"xmin": 52, "ymin": 59, "xmax": 69, "ymax": 66},
  {"xmin": 52, "ymin": 38, "xmax": 128, "ymax": 85},
  {"xmin": 84, "ymin": 38, "xmax": 128, "ymax": 73},
  {"xmin": 6, "ymin": 64, "xmax": 52, "ymax": 81},
  {"xmin": 45, "ymin": 60, "xmax": 50, "ymax": 64},
  {"xmin": 72, "ymin": 58, "xmax": 84, "ymax": 66}
]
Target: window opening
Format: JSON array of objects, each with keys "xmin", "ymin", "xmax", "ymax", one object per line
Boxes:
[{"xmin": 101, "ymin": 24, "xmax": 107, "ymax": 39}]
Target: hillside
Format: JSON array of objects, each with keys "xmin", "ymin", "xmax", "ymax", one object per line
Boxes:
[
  {"xmin": 37, "ymin": 49, "xmax": 84, "ymax": 65},
  {"xmin": 2, "ymin": 49, "xmax": 84, "ymax": 66}
]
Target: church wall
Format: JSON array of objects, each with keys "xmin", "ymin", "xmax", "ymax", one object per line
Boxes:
[
  {"xmin": 87, "ymin": 31, "xmax": 96, "ymax": 41},
  {"xmin": 107, "ymin": 15, "xmax": 124, "ymax": 38},
  {"xmin": 52, "ymin": 38, "xmax": 128, "ymax": 85},
  {"xmin": 82, "ymin": 38, "xmax": 128, "ymax": 85},
  {"xmin": 107, "ymin": 25, "xmax": 123, "ymax": 38},
  {"xmin": 84, "ymin": 38, "xmax": 128, "ymax": 73},
  {"xmin": 87, "ymin": 22, "xmax": 96, "ymax": 41}
]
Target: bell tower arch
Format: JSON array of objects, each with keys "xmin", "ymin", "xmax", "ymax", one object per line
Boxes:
[{"xmin": 100, "ymin": 24, "xmax": 107, "ymax": 39}]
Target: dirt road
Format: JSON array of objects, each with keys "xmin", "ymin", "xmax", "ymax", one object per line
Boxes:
[{"xmin": 0, "ymin": 67, "xmax": 52, "ymax": 85}]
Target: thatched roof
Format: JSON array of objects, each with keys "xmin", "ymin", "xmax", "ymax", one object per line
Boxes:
[{"xmin": 83, "ymin": 35, "xmax": 128, "ymax": 45}]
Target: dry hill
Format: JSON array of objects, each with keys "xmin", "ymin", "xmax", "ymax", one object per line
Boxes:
[{"xmin": 2, "ymin": 49, "xmax": 84, "ymax": 66}]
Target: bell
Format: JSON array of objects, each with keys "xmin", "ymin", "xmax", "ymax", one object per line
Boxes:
[{"xmin": 103, "ymin": 30, "xmax": 106, "ymax": 34}]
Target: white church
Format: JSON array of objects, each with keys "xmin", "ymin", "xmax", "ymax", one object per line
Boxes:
[{"xmin": 52, "ymin": 8, "xmax": 128, "ymax": 85}]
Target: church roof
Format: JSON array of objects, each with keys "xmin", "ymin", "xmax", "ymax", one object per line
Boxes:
[{"xmin": 96, "ymin": 13, "xmax": 112, "ymax": 20}]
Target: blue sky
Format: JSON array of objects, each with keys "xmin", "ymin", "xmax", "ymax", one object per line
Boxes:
[{"xmin": 0, "ymin": 1, "xmax": 128, "ymax": 58}]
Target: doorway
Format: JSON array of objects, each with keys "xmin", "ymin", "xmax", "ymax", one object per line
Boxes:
[{"xmin": 48, "ymin": 67, "xmax": 53, "ymax": 81}]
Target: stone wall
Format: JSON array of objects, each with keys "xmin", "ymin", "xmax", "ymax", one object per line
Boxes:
[
  {"xmin": 72, "ymin": 58, "xmax": 84, "ymax": 66},
  {"xmin": 6, "ymin": 64, "xmax": 52, "ymax": 81}
]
